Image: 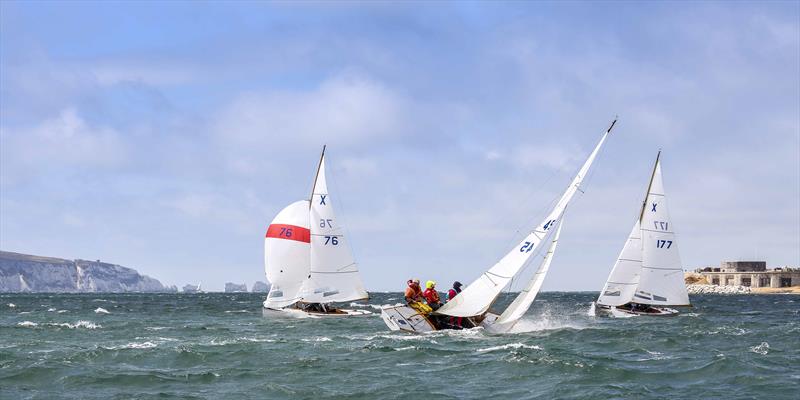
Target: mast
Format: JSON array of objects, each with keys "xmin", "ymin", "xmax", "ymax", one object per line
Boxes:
[
  {"xmin": 638, "ymin": 150, "xmax": 661, "ymax": 222},
  {"xmin": 309, "ymin": 145, "xmax": 327, "ymax": 208}
]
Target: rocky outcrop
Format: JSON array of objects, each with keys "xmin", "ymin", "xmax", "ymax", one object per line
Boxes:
[
  {"xmin": 687, "ymin": 284, "xmax": 751, "ymax": 295},
  {"xmin": 251, "ymin": 281, "xmax": 270, "ymax": 293},
  {"xmin": 0, "ymin": 251, "xmax": 169, "ymax": 293},
  {"xmin": 182, "ymin": 284, "xmax": 201, "ymax": 293},
  {"xmin": 225, "ymin": 282, "xmax": 247, "ymax": 292}
]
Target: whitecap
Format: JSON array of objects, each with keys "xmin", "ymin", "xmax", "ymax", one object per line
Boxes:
[
  {"xmin": 57, "ymin": 310, "xmax": 68, "ymax": 313},
  {"xmin": 302, "ymin": 337, "xmax": 332, "ymax": 342},
  {"xmin": 477, "ymin": 343, "xmax": 542, "ymax": 353},
  {"xmin": 7, "ymin": 303, "xmax": 16, "ymax": 308},
  {"xmin": 94, "ymin": 307, "xmax": 110, "ymax": 314},
  {"xmin": 750, "ymin": 342, "xmax": 769, "ymax": 355},
  {"xmin": 394, "ymin": 346, "xmax": 416, "ymax": 351},
  {"xmin": 17, "ymin": 321, "xmax": 38, "ymax": 327},
  {"xmin": 48, "ymin": 320, "xmax": 101, "ymax": 329},
  {"xmin": 47, "ymin": 308, "xmax": 57, "ymax": 312},
  {"xmin": 145, "ymin": 326, "xmax": 168, "ymax": 331},
  {"xmin": 637, "ymin": 350, "xmax": 673, "ymax": 361},
  {"xmin": 224, "ymin": 310, "xmax": 249, "ymax": 313},
  {"xmin": 105, "ymin": 341, "xmax": 157, "ymax": 350},
  {"xmin": 18, "ymin": 311, "xmax": 31, "ymax": 314}
]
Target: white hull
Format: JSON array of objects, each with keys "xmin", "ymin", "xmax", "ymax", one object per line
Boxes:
[
  {"xmin": 380, "ymin": 305, "xmax": 496, "ymax": 333},
  {"xmin": 263, "ymin": 303, "xmax": 372, "ymax": 318},
  {"xmin": 380, "ymin": 305, "xmax": 436, "ymax": 333},
  {"xmin": 594, "ymin": 302, "xmax": 679, "ymax": 317}
]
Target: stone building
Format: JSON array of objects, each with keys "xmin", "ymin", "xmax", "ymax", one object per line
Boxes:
[{"xmin": 695, "ymin": 261, "xmax": 800, "ymax": 288}]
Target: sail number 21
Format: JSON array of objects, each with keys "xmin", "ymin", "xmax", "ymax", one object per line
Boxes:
[{"xmin": 520, "ymin": 242, "xmax": 535, "ymax": 253}]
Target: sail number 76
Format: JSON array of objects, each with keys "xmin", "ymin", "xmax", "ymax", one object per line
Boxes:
[
  {"xmin": 324, "ymin": 236, "xmax": 339, "ymax": 245},
  {"xmin": 656, "ymin": 240, "xmax": 673, "ymax": 249}
]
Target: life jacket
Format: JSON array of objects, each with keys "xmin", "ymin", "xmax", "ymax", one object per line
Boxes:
[
  {"xmin": 405, "ymin": 285, "xmax": 423, "ymax": 303},
  {"xmin": 447, "ymin": 288, "xmax": 458, "ymax": 302},
  {"xmin": 423, "ymin": 288, "xmax": 440, "ymax": 305}
]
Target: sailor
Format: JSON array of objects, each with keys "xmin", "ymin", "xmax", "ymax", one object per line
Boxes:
[
  {"xmin": 405, "ymin": 279, "xmax": 432, "ymax": 314},
  {"xmin": 423, "ymin": 280, "xmax": 442, "ymax": 310},
  {"xmin": 446, "ymin": 281, "xmax": 463, "ymax": 328},
  {"xmin": 447, "ymin": 281, "xmax": 462, "ymax": 302}
]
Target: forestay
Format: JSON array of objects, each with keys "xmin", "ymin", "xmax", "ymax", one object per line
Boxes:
[
  {"xmin": 299, "ymin": 154, "xmax": 369, "ymax": 303},
  {"xmin": 436, "ymin": 121, "xmax": 615, "ymax": 318},
  {"xmin": 597, "ymin": 221, "xmax": 642, "ymax": 306},
  {"xmin": 491, "ymin": 219, "xmax": 564, "ymax": 330},
  {"xmin": 636, "ymin": 160, "xmax": 690, "ymax": 306},
  {"xmin": 264, "ymin": 200, "xmax": 312, "ymax": 309}
]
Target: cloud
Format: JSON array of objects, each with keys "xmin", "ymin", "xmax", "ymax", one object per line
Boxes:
[{"xmin": 1, "ymin": 108, "xmax": 127, "ymax": 183}]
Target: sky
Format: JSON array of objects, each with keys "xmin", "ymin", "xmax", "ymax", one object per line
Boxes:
[{"xmin": 1, "ymin": 1, "xmax": 798, "ymax": 292}]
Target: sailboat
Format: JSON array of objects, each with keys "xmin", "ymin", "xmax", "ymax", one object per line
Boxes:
[
  {"xmin": 380, "ymin": 119, "xmax": 616, "ymax": 333},
  {"xmin": 593, "ymin": 151, "xmax": 690, "ymax": 317},
  {"xmin": 262, "ymin": 146, "xmax": 371, "ymax": 317}
]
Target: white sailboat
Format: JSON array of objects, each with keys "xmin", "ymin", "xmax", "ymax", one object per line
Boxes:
[
  {"xmin": 593, "ymin": 151, "xmax": 690, "ymax": 317},
  {"xmin": 381, "ymin": 119, "xmax": 617, "ymax": 332},
  {"xmin": 263, "ymin": 146, "xmax": 371, "ymax": 317}
]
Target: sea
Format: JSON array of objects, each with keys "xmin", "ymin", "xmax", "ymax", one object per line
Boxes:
[{"xmin": 1, "ymin": 292, "xmax": 798, "ymax": 399}]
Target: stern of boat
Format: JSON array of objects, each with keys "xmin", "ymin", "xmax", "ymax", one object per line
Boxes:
[{"xmin": 380, "ymin": 305, "xmax": 436, "ymax": 333}]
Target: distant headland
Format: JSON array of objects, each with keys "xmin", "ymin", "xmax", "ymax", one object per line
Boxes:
[
  {"xmin": 1, "ymin": 250, "xmax": 272, "ymax": 294},
  {"xmin": 0, "ymin": 250, "xmax": 174, "ymax": 293}
]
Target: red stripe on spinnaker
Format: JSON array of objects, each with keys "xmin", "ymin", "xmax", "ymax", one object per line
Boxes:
[{"xmin": 265, "ymin": 224, "xmax": 311, "ymax": 243}]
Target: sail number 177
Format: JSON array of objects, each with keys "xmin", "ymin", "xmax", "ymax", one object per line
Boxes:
[{"xmin": 656, "ymin": 240, "xmax": 673, "ymax": 249}]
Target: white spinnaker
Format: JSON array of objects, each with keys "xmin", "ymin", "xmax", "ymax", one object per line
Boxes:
[
  {"xmin": 264, "ymin": 200, "xmax": 312, "ymax": 309},
  {"xmin": 597, "ymin": 220, "xmax": 642, "ymax": 306},
  {"xmin": 437, "ymin": 123, "xmax": 613, "ymax": 317},
  {"xmin": 636, "ymin": 160, "xmax": 690, "ymax": 306},
  {"xmin": 492, "ymin": 219, "xmax": 563, "ymax": 329},
  {"xmin": 301, "ymin": 155, "xmax": 369, "ymax": 303}
]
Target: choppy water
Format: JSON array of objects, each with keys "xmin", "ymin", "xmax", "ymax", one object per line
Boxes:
[{"xmin": 1, "ymin": 292, "xmax": 798, "ymax": 399}]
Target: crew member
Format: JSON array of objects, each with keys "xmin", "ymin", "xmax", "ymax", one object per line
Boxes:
[
  {"xmin": 423, "ymin": 280, "xmax": 442, "ymax": 310},
  {"xmin": 447, "ymin": 281, "xmax": 463, "ymax": 328},
  {"xmin": 405, "ymin": 279, "xmax": 431, "ymax": 314}
]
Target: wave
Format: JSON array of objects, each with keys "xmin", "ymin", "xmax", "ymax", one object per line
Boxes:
[
  {"xmin": 302, "ymin": 337, "xmax": 332, "ymax": 342},
  {"xmin": 16, "ymin": 320, "xmax": 101, "ymax": 329},
  {"xmin": 104, "ymin": 341, "xmax": 158, "ymax": 350},
  {"xmin": 477, "ymin": 343, "xmax": 542, "ymax": 353},
  {"xmin": 7, "ymin": 303, "xmax": 15, "ymax": 308},
  {"xmin": 750, "ymin": 342, "xmax": 770, "ymax": 355},
  {"xmin": 225, "ymin": 310, "xmax": 250, "ymax": 313},
  {"xmin": 94, "ymin": 307, "xmax": 110, "ymax": 314}
]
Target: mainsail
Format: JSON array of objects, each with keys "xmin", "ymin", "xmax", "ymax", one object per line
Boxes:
[
  {"xmin": 436, "ymin": 119, "xmax": 615, "ymax": 317},
  {"xmin": 300, "ymin": 153, "xmax": 369, "ymax": 303},
  {"xmin": 264, "ymin": 200, "xmax": 312, "ymax": 308},
  {"xmin": 492, "ymin": 219, "xmax": 563, "ymax": 330},
  {"xmin": 635, "ymin": 157, "xmax": 689, "ymax": 305}
]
